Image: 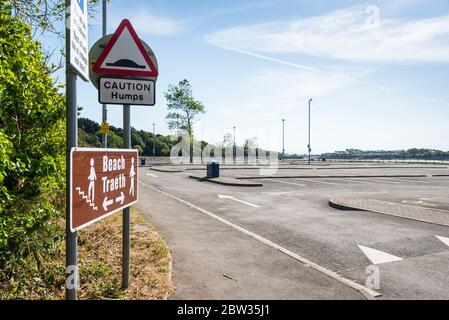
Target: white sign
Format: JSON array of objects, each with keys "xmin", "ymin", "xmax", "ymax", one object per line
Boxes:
[
  {"xmin": 93, "ymin": 19, "xmax": 158, "ymax": 78},
  {"xmin": 99, "ymin": 78, "xmax": 155, "ymax": 106},
  {"xmin": 70, "ymin": 0, "xmax": 89, "ymax": 81}
]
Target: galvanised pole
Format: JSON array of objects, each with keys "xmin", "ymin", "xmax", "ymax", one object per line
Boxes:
[
  {"xmin": 65, "ymin": 0, "xmax": 78, "ymax": 300},
  {"xmin": 101, "ymin": 0, "xmax": 108, "ymax": 148},
  {"xmin": 122, "ymin": 105, "xmax": 131, "ymax": 289}
]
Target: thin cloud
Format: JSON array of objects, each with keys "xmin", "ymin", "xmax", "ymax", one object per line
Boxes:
[
  {"xmin": 111, "ymin": 10, "xmax": 185, "ymax": 36},
  {"xmin": 205, "ymin": 5, "xmax": 449, "ymax": 63},
  {"xmin": 203, "ymin": 0, "xmax": 277, "ymax": 20}
]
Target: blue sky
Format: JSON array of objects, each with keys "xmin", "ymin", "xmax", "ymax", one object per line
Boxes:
[{"xmin": 52, "ymin": 0, "xmax": 449, "ymax": 154}]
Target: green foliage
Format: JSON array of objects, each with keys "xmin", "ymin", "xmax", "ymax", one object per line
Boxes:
[
  {"xmin": 7, "ymin": 0, "xmax": 104, "ymax": 38},
  {"xmin": 0, "ymin": 4, "xmax": 66, "ymax": 288},
  {"xmin": 78, "ymin": 118, "xmax": 183, "ymax": 157}
]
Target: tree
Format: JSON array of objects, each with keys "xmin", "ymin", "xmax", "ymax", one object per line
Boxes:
[
  {"xmin": 165, "ymin": 79, "xmax": 205, "ymax": 163},
  {"xmin": 8, "ymin": 0, "xmax": 101, "ymax": 36},
  {"xmin": 222, "ymin": 133, "xmax": 233, "ymax": 148},
  {"xmin": 244, "ymin": 137, "xmax": 258, "ymax": 149}
]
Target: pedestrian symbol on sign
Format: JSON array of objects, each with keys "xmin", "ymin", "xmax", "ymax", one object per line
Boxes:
[
  {"xmin": 129, "ymin": 157, "xmax": 135, "ymax": 197},
  {"xmin": 88, "ymin": 158, "xmax": 97, "ymax": 203}
]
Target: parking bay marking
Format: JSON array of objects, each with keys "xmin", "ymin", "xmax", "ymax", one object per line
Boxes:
[
  {"xmin": 139, "ymin": 180, "xmax": 381, "ymax": 299},
  {"xmin": 339, "ymin": 178, "xmax": 373, "ymax": 185},
  {"xmin": 298, "ymin": 178, "xmax": 338, "ymax": 186},
  {"xmin": 262, "ymin": 179, "xmax": 306, "ymax": 187},
  {"xmin": 218, "ymin": 195, "xmax": 261, "ymax": 208},
  {"xmin": 373, "ymin": 178, "xmax": 403, "ymax": 184},
  {"xmin": 420, "ymin": 197, "xmax": 449, "ymax": 204},
  {"xmin": 264, "ymin": 191, "xmax": 296, "ymax": 196},
  {"xmin": 146, "ymin": 173, "xmax": 158, "ymax": 178},
  {"xmin": 396, "ymin": 178, "xmax": 433, "ymax": 184}
]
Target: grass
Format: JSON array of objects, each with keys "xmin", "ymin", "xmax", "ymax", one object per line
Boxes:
[{"xmin": 0, "ymin": 208, "xmax": 173, "ymax": 300}]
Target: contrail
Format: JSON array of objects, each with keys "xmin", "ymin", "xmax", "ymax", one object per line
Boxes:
[
  {"xmin": 214, "ymin": 44, "xmax": 389, "ymax": 90},
  {"xmin": 214, "ymin": 44, "xmax": 449, "ymax": 106}
]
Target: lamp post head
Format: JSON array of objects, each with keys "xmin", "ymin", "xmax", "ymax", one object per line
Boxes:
[{"xmin": 309, "ymin": 98, "xmax": 313, "ymax": 103}]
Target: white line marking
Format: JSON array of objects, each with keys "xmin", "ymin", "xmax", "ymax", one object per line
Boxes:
[
  {"xmin": 421, "ymin": 197, "xmax": 449, "ymax": 204},
  {"xmin": 436, "ymin": 235, "xmax": 449, "ymax": 247},
  {"xmin": 146, "ymin": 173, "xmax": 158, "ymax": 177},
  {"xmin": 358, "ymin": 245, "xmax": 403, "ymax": 265},
  {"xmin": 263, "ymin": 179, "xmax": 306, "ymax": 187},
  {"xmin": 299, "ymin": 178, "xmax": 338, "ymax": 186},
  {"xmin": 139, "ymin": 180, "xmax": 381, "ymax": 299},
  {"xmin": 264, "ymin": 191, "xmax": 295, "ymax": 196},
  {"xmin": 402, "ymin": 200, "xmax": 438, "ymax": 207},
  {"xmin": 218, "ymin": 195, "xmax": 261, "ymax": 208},
  {"xmin": 397, "ymin": 178, "xmax": 432, "ymax": 184},
  {"xmin": 341, "ymin": 178, "xmax": 372, "ymax": 185},
  {"xmin": 373, "ymin": 178, "xmax": 402, "ymax": 184}
]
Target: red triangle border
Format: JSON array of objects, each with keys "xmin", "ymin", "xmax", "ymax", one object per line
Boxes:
[{"xmin": 93, "ymin": 19, "xmax": 158, "ymax": 78}]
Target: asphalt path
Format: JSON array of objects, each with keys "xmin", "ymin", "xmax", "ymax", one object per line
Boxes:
[{"xmin": 138, "ymin": 165, "xmax": 449, "ymax": 299}]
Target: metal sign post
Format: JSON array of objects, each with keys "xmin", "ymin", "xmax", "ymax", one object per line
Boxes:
[
  {"xmin": 89, "ymin": 18, "xmax": 159, "ymax": 291},
  {"xmin": 122, "ymin": 105, "xmax": 131, "ymax": 289},
  {"xmin": 65, "ymin": 0, "xmax": 89, "ymax": 299},
  {"xmin": 65, "ymin": 59, "xmax": 78, "ymax": 301},
  {"xmin": 102, "ymin": 0, "xmax": 108, "ymax": 148}
]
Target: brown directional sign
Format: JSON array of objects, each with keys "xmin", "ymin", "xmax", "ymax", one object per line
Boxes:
[{"xmin": 70, "ymin": 148, "xmax": 138, "ymax": 232}]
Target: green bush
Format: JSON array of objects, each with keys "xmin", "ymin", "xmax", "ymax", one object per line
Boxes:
[{"xmin": 0, "ymin": 2, "xmax": 66, "ymax": 287}]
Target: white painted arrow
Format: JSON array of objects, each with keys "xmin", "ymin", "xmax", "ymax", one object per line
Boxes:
[
  {"xmin": 103, "ymin": 197, "xmax": 113, "ymax": 211},
  {"xmin": 358, "ymin": 245, "xmax": 403, "ymax": 265},
  {"xmin": 436, "ymin": 235, "xmax": 449, "ymax": 247},
  {"xmin": 116, "ymin": 192, "xmax": 125, "ymax": 205},
  {"xmin": 218, "ymin": 195, "xmax": 261, "ymax": 208}
]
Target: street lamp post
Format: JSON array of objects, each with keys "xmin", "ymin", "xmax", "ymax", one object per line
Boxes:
[
  {"xmin": 308, "ymin": 98, "xmax": 313, "ymax": 165},
  {"xmin": 233, "ymin": 126, "xmax": 236, "ymax": 163},
  {"xmin": 152, "ymin": 123, "xmax": 156, "ymax": 159},
  {"xmin": 282, "ymin": 119, "xmax": 285, "ymax": 161}
]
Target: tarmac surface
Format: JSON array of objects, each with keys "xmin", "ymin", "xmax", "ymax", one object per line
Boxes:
[{"xmin": 137, "ymin": 161, "xmax": 449, "ymax": 300}]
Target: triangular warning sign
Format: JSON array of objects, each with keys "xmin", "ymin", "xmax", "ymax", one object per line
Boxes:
[{"xmin": 93, "ymin": 19, "xmax": 158, "ymax": 77}]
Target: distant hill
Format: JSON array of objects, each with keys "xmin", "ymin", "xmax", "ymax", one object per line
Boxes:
[
  {"xmin": 78, "ymin": 118, "xmax": 180, "ymax": 156},
  {"xmin": 322, "ymin": 148, "xmax": 449, "ymax": 160},
  {"xmin": 78, "ymin": 118, "xmax": 266, "ymax": 157}
]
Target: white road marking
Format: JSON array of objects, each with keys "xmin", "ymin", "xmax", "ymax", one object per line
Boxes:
[
  {"xmin": 218, "ymin": 195, "xmax": 261, "ymax": 208},
  {"xmin": 264, "ymin": 191, "xmax": 295, "ymax": 196},
  {"xmin": 358, "ymin": 245, "xmax": 403, "ymax": 265},
  {"xmin": 263, "ymin": 179, "xmax": 306, "ymax": 187},
  {"xmin": 138, "ymin": 180, "xmax": 381, "ymax": 299},
  {"xmin": 397, "ymin": 178, "xmax": 432, "ymax": 184},
  {"xmin": 373, "ymin": 178, "xmax": 402, "ymax": 184},
  {"xmin": 420, "ymin": 197, "xmax": 449, "ymax": 204},
  {"xmin": 341, "ymin": 178, "xmax": 372, "ymax": 185},
  {"xmin": 402, "ymin": 200, "xmax": 438, "ymax": 207},
  {"xmin": 146, "ymin": 173, "xmax": 158, "ymax": 177},
  {"xmin": 436, "ymin": 235, "xmax": 449, "ymax": 247},
  {"xmin": 299, "ymin": 178, "xmax": 338, "ymax": 186}
]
